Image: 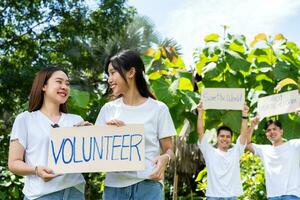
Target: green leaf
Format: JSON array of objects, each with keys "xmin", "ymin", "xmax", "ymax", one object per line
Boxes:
[
  {"xmin": 151, "ymin": 78, "xmax": 178, "ymax": 108},
  {"xmin": 275, "ymin": 78, "xmax": 298, "ymax": 92},
  {"xmin": 203, "ymin": 61, "xmax": 225, "ymax": 79},
  {"xmin": 70, "ymin": 88, "xmax": 90, "ymax": 108},
  {"xmin": 221, "ymin": 110, "xmax": 242, "ymax": 134},
  {"xmin": 229, "ymin": 41, "xmax": 245, "ymax": 53},
  {"xmin": 225, "ymin": 51, "xmax": 250, "ymax": 72},
  {"xmin": 204, "ymin": 33, "xmax": 220, "ymax": 42},
  {"xmin": 178, "ymin": 77, "xmax": 193, "ymax": 91},
  {"xmin": 273, "ymin": 61, "xmax": 298, "ymax": 81}
]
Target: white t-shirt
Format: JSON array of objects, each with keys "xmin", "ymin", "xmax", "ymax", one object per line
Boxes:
[
  {"xmin": 95, "ymin": 97, "xmax": 176, "ymax": 187},
  {"xmin": 252, "ymin": 140, "xmax": 300, "ymax": 198},
  {"xmin": 10, "ymin": 111, "xmax": 86, "ymax": 200},
  {"xmin": 198, "ymin": 134, "xmax": 245, "ymax": 197}
]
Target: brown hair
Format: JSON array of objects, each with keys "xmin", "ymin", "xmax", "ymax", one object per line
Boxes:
[{"xmin": 28, "ymin": 67, "xmax": 68, "ymax": 113}]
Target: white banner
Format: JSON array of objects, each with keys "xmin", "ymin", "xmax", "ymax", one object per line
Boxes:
[
  {"xmin": 201, "ymin": 88, "xmax": 245, "ymax": 110},
  {"xmin": 257, "ymin": 90, "xmax": 299, "ymax": 118},
  {"xmin": 48, "ymin": 124, "xmax": 145, "ymax": 174}
]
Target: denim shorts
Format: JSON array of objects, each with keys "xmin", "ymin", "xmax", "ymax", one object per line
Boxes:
[
  {"xmin": 24, "ymin": 187, "xmax": 84, "ymax": 200},
  {"xmin": 103, "ymin": 179, "xmax": 163, "ymax": 200},
  {"xmin": 268, "ymin": 195, "xmax": 300, "ymax": 200},
  {"xmin": 207, "ymin": 197, "xmax": 237, "ymax": 200}
]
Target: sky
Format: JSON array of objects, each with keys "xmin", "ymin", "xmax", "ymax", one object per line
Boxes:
[{"xmin": 127, "ymin": 0, "xmax": 300, "ymax": 67}]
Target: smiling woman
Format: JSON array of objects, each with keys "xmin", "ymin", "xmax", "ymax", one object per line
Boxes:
[
  {"xmin": 8, "ymin": 67, "xmax": 87, "ymax": 200},
  {"xmin": 95, "ymin": 50, "xmax": 176, "ymax": 200}
]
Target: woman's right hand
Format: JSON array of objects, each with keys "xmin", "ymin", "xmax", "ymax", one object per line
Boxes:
[
  {"xmin": 36, "ymin": 166, "xmax": 60, "ymax": 182},
  {"xmin": 106, "ymin": 119, "xmax": 125, "ymax": 127}
]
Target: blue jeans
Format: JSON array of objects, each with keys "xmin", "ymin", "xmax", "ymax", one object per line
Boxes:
[
  {"xmin": 24, "ymin": 187, "xmax": 84, "ymax": 200},
  {"xmin": 268, "ymin": 195, "xmax": 300, "ymax": 200},
  {"xmin": 103, "ymin": 179, "xmax": 163, "ymax": 200},
  {"xmin": 207, "ymin": 197, "xmax": 237, "ymax": 200}
]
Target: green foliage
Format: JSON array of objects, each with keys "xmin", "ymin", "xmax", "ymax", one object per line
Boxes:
[
  {"xmin": 195, "ymin": 32, "xmax": 300, "ymax": 141},
  {"xmin": 239, "ymin": 152, "xmax": 266, "ymax": 200},
  {"xmin": 145, "ymin": 46, "xmax": 200, "ymax": 143}
]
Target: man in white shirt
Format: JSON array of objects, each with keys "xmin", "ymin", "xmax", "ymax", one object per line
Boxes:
[
  {"xmin": 197, "ymin": 103, "xmax": 249, "ymax": 200},
  {"xmin": 247, "ymin": 118, "xmax": 300, "ymax": 200}
]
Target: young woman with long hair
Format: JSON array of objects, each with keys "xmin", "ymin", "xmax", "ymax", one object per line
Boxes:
[
  {"xmin": 8, "ymin": 67, "xmax": 87, "ymax": 200},
  {"xmin": 95, "ymin": 50, "xmax": 176, "ymax": 200}
]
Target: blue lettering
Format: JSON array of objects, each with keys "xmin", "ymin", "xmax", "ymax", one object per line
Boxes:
[
  {"xmin": 62, "ymin": 138, "xmax": 74, "ymax": 164},
  {"xmin": 82, "ymin": 137, "xmax": 92, "ymax": 162},
  {"xmin": 93, "ymin": 136, "xmax": 103, "ymax": 160},
  {"xmin": 121, "ymin": 134, "xmax": 130, "ymax": 160},
  {"xmin": 50, "ymin": 139, "xmax": 65, "ymax": 165},
  {"xmin": 73, "ymin": 137, "xmax": 83, "ymax": 163},
  {"xmin": 130, "ymin": 134, "xmax": 143, "ymax": 161},
  {"xmin": 111, "ymin": 135, "xmax": 122, "ymax": 160}
]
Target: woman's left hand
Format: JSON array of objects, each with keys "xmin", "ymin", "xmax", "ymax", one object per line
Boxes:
[{"xmin": 149, "ymin": 154, "xmax": 169, "ymax": 181}]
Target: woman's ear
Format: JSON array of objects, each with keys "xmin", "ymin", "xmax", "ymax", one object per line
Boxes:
[{"xmin": 128, "ymin": 67, "xmax": 136, "ymax": 79}]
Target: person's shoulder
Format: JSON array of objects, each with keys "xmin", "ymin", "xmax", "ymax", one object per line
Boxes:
[
  {"xmin": 287, "ymin": 139, "xmax": 300, "ymax": 146},
  {"xmin": 103, "ymin": 98, "xmax": 122, "ymax": 108},
  {"xmin": 15, "ymin": 110, "xmax": 35, "ymax": 120},
  {"xmin": 148, "ymin": 98, "xmax": 168, "ymax": 110}
]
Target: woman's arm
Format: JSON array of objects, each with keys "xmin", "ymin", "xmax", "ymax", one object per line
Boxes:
[
  {"xmin": 8, "ymin": 140, "xmax": 60, "ymax": 182},
  {"xmin": 150, "ymin": 136, "xmax": 174, "ymax": 181}
]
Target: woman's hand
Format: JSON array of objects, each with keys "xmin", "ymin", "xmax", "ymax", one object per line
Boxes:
[
  {"xmin": 74, "ymin": 121, "xmax": 93, "ymax": 127},
  {"xmin": 106, "ymin": 119, "xmax": 125, "ymax": 127},
  {"xmin": 35, "ymin": 166, "xmax": 61, "ymax": 182},
  {"xmin": 149, "ymin": 154, "xmax": 170, "ymax": 181}
]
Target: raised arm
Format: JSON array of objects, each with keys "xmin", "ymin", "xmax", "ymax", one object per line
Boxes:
[
  {"xmin": 197, "ymin": 102, "xmax": 205, "ymax": 143},
  {"xmin": 239, "ymin": 104, "xmax": 249, "ymax": 145},
  {"xmin": 246, "ymin": 116, "xmax": 260, "ymax": 153}
]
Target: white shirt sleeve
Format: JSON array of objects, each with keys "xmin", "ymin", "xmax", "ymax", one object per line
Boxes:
[
  {"xmin": 95, "ymin": 104, "xmax": 108, "ymax": 125},
  {"xmin": 10, "ymin": 112, "xmax": 28, "ymax": 149},
  {"xmin": 157, "ymin": 104, "xmax": 176, "ymax": 139},
  {"xmin": 289, "ymin": 139, "xmax": 300, "ymax": 151},
  {"xmin": 198, "ymin": 133, "xmax": 213, "ymax": 159},
  {"xmin": 234, "ymin": 136, "xmax": 246, "ymax": 156}
]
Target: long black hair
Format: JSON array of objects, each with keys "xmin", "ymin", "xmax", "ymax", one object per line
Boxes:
[{"xmin": 105, "ymin": 50, "xmax": 156, "ymax": 99}]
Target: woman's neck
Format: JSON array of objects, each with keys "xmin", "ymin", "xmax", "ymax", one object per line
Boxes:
[
  {"xmin": 40, "ymin": 101, "xmax": 61, "ymax": 123},
  {"xmin": 122, "ymin": 89, "xmax": 147, "ymax": 106}
]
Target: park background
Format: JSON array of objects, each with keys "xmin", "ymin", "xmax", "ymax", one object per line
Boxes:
[{"xmin": 0, "ymin": 0, "xmax": 300, "ymax": 199}]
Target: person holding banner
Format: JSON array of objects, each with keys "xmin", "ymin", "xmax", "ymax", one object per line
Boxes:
[
  {"xmin": 95, "ymin": 50, "xmax": 176, "ymax": 200},
  {"xmin": 247, "ymin": 119, "xmax": 300, "ymax": 200},
  {"xmin": 197, "ymin": 102, "xmax": 249, "ymax": 200},
  {"xmin": 8, "ymin": 67, "xmax": 89, "ymax": 200}
]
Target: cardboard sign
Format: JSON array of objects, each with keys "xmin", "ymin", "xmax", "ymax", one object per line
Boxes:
[
  {"xmin": 48, "ymin": 124, "xmax": 145, "ymax": 174},
  {"xmin": 257, "ymin": 90, "xmax": 299, "ymax": 118},
  {"xmin": 201, "ymin": 88, "xmax": 245, "ymax": 110}
]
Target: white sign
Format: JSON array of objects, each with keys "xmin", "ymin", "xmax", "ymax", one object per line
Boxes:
[
  {"xmin": 257, "ymin": 90, "xmax": 299, "ymax": 118},
  {"xmin": 201, "ymin": 88, "xmax": 245, "ymax": 110},
  {"xmin": 48, "ymin": 124, "xmax": 145, "ymax": 174}
]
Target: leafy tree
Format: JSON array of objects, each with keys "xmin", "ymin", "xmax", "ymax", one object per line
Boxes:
[
  {"xmin": 194, "ymin": 31, "xmax": 300, "ymax": 199},
  {"xmin": 0, "ymin": 1, "xmax": 135, "ymax": 199}
]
